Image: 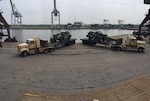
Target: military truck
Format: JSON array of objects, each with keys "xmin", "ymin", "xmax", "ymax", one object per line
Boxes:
[
  {"xmin": 111, "ymin": 35, "xmax": 146, "ymax": 52},
  {"xmin": 18, "ymin": 38, "xmax": 54, "ymax": 57},
  {"xmin": 18, "ymin": 32, "xmax": 76, "ymax": 57}
]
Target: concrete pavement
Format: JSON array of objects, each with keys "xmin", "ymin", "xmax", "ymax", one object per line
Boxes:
[{"xmin": 0, "ymin": 43, "xmax": 150, "ymax": 101}]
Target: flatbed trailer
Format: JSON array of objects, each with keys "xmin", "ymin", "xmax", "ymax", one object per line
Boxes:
[
  {"xmin": 50, "ymin": 31, "xmax": 76, "ymax": 47},
  {"xmin": 52, "ymin": 39, "xmax": 76, "ymax": 48},
  {"xmin": 64, "ymin": 39, "xmax": 76, "ymax": 46},
  {"xmin": 81, "ymin": 38, "xmax": 110, "ymax": 46},
  {"xmin": 80, "ymin": 31, "xmax": 113, "ymax": 47}
]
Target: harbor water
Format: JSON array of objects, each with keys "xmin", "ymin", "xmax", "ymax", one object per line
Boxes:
[{"xmin": 3, "ymin": 29, "xmax": 134, "ymax": 43}]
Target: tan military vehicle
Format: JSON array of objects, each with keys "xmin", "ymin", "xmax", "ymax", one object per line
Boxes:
[
  {"xmin": 18, "ymin": 37, "xmax": 54, "ymax": 57},
  {"xmin": 111, "ymin": 35, "xmax": 146, "ymax": 52}
]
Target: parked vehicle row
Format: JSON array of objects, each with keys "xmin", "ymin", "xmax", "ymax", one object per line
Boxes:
[
  {"xmin": 81, "ymin": 31, "xmax": 146, "ymax": 52},
  {"xmin": 17, "ymin": 31, "xmax": 146, "ymax": 57}
]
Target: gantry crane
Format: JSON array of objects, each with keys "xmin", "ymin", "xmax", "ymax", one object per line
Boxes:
[
  {"xmin": 118, "ymin": 20, "xmax": 124, "ymax": 28},
  {"xmin": 10, "ymin": 0, "xmax": 22, "ymax": 26},
  {"xmin": 10, "ymin": 0, "xmax": 23, "ymax": 42},
  {"xmin": 103, "ymin": 19, "xmax": 109, "ymax": 28},
  {"xmin": 118, "ymin": 20, "xmax": 124, "ymax": 25},
  {"xmin": 51, "ymin": 0, "xmax": 60, "ymax": 27}
]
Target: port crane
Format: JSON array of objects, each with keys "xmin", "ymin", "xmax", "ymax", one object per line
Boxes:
[
  {"xmin": 103, "ymin": 19, "xmax": 109, "ymax": 28},
  {"xmin": 138, "ymin": 0, "xmax": 150, "ymax": 38},
  {"xmin": 10, "ymin": 0, "xmax": 22, "ymax": 26},
  {"xmin": 10, "ymin": 0, "xmax": 23, "ymax": 42},
  {"xmin": 51, "ymin": 0, "xmax": 60, "ymax": 27},
  {"xmin": 0, "ymin": 12, "xmax": 11, "ymax": 39},
  {"xmin": 118, "ymin": 20, "xmax": 124, "ymax": 28},
  {"xmin": 0, "ymin": 0, "xmax": 21, "ymax": 43},
  {"xmin": 0, "ymin": 0, "xmax": 12, "ymax": 43}
]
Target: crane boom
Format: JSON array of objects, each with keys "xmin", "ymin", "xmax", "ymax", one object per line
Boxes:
[
  {"xmin": 10, "ymin": 0, "xmax": 22, "ymax": 20},
  {"xmin": 138, "ymin": 0, "xmax": 150, "ymax": 38},
  {"xmin": 0, "ymin": 13, "xmax": 10, "ymax": 39},
  {"xmin": 139, "ymin": 9, "xmax": 150, "ymax": 34},
  {"xmin": 10, "ymin": 0, "xmax": 15, "ymax": 15}
]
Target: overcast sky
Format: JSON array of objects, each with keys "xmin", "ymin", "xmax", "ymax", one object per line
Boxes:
[{"xmin": 0, "ymin": 0, "xmax": 149, "ymax": 24}]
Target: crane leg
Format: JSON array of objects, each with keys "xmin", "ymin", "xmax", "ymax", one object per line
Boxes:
[
  {"xmin": 138, "ymin": 9, "xmax": 150, "ymax": 38},
  {"xmin": 58, "ymin": 13, "xmax": 60, "ymax": 27},
  {"xmin": 51, "ymin": 12, "xmax": 54, "ymax": 27},
  {"xmin": 0, "ymin": 13, "xmax": 10, "ymax": 39}
]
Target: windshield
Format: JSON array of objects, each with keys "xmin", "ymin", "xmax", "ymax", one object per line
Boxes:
[{"xmin": 26, "ymin": 40, "xmax": 30, "ymax": 44}]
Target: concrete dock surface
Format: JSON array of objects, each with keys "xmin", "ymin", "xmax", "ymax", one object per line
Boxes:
[
  {"xmin": 0, "ymin": 42, "xmax": 150, "ymax": 101},
  {"xmin": 19, "ymin": 74, "xmax": 150, "ymax": 101}
]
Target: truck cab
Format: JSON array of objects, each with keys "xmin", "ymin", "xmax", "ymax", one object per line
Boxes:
[
  {"xmin": 18, "ymin": 38, "xmax": 53, "ymax": 57},
  {"xmin": 26, "ymin": 39, "xmax": 36, "ymax": 49},
  {"xmin": 124, "ymin": 35, "xmax": 146, "ymax": 51},
  {"xmin": 111, "ymin": 35, "xmax": 146, "ymax": 52}
]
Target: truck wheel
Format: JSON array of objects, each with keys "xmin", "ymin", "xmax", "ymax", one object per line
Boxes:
[
  {"xmin": 51, "ymin": 49, "xmax": 55, "ymax": 52},
  {"xmin": 117, "ymin": 47, "xmax": 122, "ymax": 51},
  {"xmin": 91, "ymin": 42, "xmax": 96, "ymax": 46},
  {"xmin": 111, "ymin": 47, "xmax": 115, "ymax": 50},
  {"xmin": 48, "ymin": 48, "xmax": 54, "ymax": 52},
  {"xmin": 138, "ymin": 48, "xmax": 144, "ymax": 52},
  {"xmin": 44, "ymin": 49, "xmax": 48, "ymax": 53},
  {"xmin": 22, "ymin": 51, "xmax": 28, "ymax": 57}
]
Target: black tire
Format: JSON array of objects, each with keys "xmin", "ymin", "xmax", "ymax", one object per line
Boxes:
[
  {"xmin": 65, "ymin": 42, "xmax": 70, "ymax": 46},
  {"xmin": 91, "ymin": 42, "xmax": 96, "ymax": 46},
  {"xmin": 48, "ymin": 48, "xmax": 54, "ymax": 52},
  {"xmin": 72, "ymin": 40, "xmax": 75, "ymax": 44},
  {"xmin": 111, "ymin": 47, "xmax": 115, "ymax": 50},
  {"xmin": 0, "ymin": 42, "xmax": 2, "ymax": 47},
  {"xmin": 117, "ymin": 47, "xmax": 122, "ymax": 51},
  {"xmin": 138, "ymin": 47, "xmax": 144, "ymax": 53},
  {"xmin": 82, "ymin": 41, "xmax": 85, "ymax": 44},
  {"xmin": 44, "ymin": 49, "xmax": 48, "ymax": 53},
  {"xmin": 83, "ymin": 41, "xmax": 87, "ymax": 45},
  {"xmin": 22, "ymin": 51, "xmax": 28, "ymax": 57}
]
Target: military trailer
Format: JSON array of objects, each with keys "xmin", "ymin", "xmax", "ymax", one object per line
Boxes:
[
  {"xmin": 50, "ymin": 31, "xmax": 76, "ymax": 47},
  {"xmin": 81, "ymin": 31, "xmax": 113, "ymax": 46}
]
